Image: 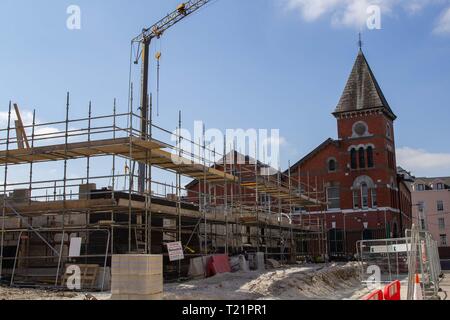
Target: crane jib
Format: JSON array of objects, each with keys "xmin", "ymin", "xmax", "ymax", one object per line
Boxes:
[
  {"xmin": 133, "ymin": 0, "xmax": 214, "ymax": 191},
  {"xmin": 132, "ymin": 0, "xmax": 212, "ymax": 43}
]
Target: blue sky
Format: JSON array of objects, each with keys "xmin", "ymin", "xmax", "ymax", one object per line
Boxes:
[{"xmin": 1, "ymin": 0, "xmax": 450, "ymax": 180}]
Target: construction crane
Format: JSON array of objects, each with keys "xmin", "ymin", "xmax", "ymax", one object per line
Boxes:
[
  {"xmin": 132, "ymin": 0, "xmax": 212, "ymax": 139},
  {"xmin": 132, "ymin": 0, "xmax": 213, "ymax": 192}
]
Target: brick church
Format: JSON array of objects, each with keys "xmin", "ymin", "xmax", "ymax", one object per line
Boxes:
[
  {"xmin": 287, "ymin": 49, "xmax": 412, "ymax": 259},
  {"xmin": 186, "ymin": 49, "xmax": 413, "ymax": 260}
]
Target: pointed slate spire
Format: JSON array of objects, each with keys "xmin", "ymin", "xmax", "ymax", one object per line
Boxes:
[{"xmin": 334, "ymin": 50, "xmax": 396, "ymax": 120}]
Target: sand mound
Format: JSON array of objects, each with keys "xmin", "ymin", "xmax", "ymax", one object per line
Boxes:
[{"xmin": 164, "ymin": 263, "xmax": 368, "ymax": 300}]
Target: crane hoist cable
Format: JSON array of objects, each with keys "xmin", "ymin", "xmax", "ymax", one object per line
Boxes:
[
  {"xmin": 132, "ymin": 0, "xmax": 217, "ymax": 130},
  {"xmin": 155, "ymin": 51, "xmax": 161, "ymax": 117},
  {"xmin": 133, "ymin": 41, "xmax": 142, "ymax": 65}
]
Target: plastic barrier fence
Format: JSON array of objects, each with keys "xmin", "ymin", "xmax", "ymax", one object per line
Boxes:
[
  {"xmin": 362, "ymin": 281, "xmax": 402, "ymax": 300},
  {"xmin": 362, "ymin": 289, "xmax": 384, "ymax": 300},
  {"xmin": 383, "ymin": 280, "xmax": 401, "ymax": 301}
]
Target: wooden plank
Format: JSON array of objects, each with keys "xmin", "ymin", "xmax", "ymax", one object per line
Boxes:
[
  {"xmin": 5, "ymin": 198, "xmax": 117, "ymax": 216},
  {"xmin": 13, "ymin": 104, "xmax": 30, "ymax": 149},
  {"xmin": 15, "ymin": 120, "xmax": 25, "ymax": 149}
]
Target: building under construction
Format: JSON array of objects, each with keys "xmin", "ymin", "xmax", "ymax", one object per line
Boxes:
[{"xmin": 0, "ymin": 98, "xmax": 327, "ymax": 289}]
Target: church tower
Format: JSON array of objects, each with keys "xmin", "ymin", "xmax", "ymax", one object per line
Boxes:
[{"xmin": 333, "ymin": 49, "xmax": 399, "ymax": 213}]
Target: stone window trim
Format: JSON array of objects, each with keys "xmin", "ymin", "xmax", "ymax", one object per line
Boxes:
[
  {"xmin": 348, "ymin": 144, "xmax": 376, "ymax": 170},
  {"xmin": 351, "ymin": 176, "xmax": 377, "ymax": 190},
  {"xmin": 351, "ymin": 121, "xmax": 372, "ymax": 138},
  {"xmin": 347, "ymin": 144, "xmax": 375, "ymax": 152},
  {"xmin": 386, "ymin": 123, "xmax": 392, "ymax": 139},
  {"xmin": 432, "ymin": 181, "xmax": 446, "ymax": 190},
  {"xmin": 416, "ymin": 183, "xmax": 425, "ymax": 191},
  {"xmin": 351, "ymin": 176, "xmax": 378, "ymax": 209}
]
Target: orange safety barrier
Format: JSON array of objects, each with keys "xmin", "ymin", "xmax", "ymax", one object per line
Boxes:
[
  {"xmin": 362, "ymin": 289, "xmax": 384, "ymax": 300},
  {"xmin": 383, "ymin": 280, "xmax": 401, "ymax": 301}
]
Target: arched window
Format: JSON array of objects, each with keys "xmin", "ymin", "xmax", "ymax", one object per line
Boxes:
[
  {"xmin": 371, "ymin": 189, "xmax": 378, "ymax": 208},
  {"xmin": 350, "ymin": 149, "xmax": 357, "ymax": 169},
  {"xmin": 361, "ymin": 183, "xmax": 369, "ymax": 208},
  {"xmin": 359, "ymin": 147, "xmax": 366, "ymax": 169},
  {"xmin": 328, "ymin": 158, "xmax": 337, "ymax": 172},
  {"xmin": 367, "ymin": 146, "xmax": 374, "ymax": 168},
  {"xmin": 353, "ymin": 176, "xmax": 376, "ymax": 209},
  {"xmin": 353, "ymin": 190, "xmax": 360, "ymax": 209}
]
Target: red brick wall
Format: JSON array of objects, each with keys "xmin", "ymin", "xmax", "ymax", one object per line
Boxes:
[
  {"xmin": 185, "ymin": 109, "xmax": 412, "ymax": 257},
  {"xmin": 291, "ymin": 110, "xmax": 410, "ymax": 251}
]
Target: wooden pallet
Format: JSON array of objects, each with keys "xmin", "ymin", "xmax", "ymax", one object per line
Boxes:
[{"xmin": 61, "ymin": 264, "xmax": 99, "ymax": 290}]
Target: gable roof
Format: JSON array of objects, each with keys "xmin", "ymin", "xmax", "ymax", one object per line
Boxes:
[
  {"xmin": 334, "ymin": 50, "xmax": 396, "ymax": 120},
  {"xmin": 184, "ymin": 150, "xmax": 277, "ymax": 189},
  {"xmin": 285, "ymin": 138, "xmax": 339, "ymax": 174}
]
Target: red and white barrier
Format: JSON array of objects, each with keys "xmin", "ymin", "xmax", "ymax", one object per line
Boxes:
[
  {"xmin": 383, "ymin": 280, "xmax": 401, "ymax": 301},
  {"xmin": 362, "ymin": 280, "xmax": 403, "ymax": 300},
  {"xmin": 362, "ymin": 289, "xmax": 384, "ymax": 300}
]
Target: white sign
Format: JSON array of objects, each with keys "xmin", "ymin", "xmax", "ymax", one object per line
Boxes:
[
  {"xmin": 370, "ymin": 244, "xmax": 411, "ymax": 254},
  {"xmin": 166, "ymin": 241, "xmax": 184, "ymax": 262},
  {"xmin": 68, "ymin": 237, "xmax": 82, "ymax": 257}
]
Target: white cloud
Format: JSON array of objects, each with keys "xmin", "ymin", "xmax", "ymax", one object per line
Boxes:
[
  {"xmin": 0, "ymin": 108, "xmax": 87, "ymax": 147},
  {"xmin": 262, "ymin": 135, "xmax": 287, "ymax": 148},
  {"xmin": 434, "ymin": 6, "xmax": 450, "ymax": 34},
  {"xmin": 284, "ymin": 0, "xmax": 343, "ymax": 22},
  {"xmin": 397, "ymin": 147, "xmax": 450, "ymax": 176},
  {"xmin": 282, "ymin": 0, "xmax": 447, "ymax": 29},
  {"xmin": 0, "ymin": 109, "xmax": 34, "ymax": 128},
  {"xmin": 405, "ymin": 0, "xmax": 436, "ymax": 14}
]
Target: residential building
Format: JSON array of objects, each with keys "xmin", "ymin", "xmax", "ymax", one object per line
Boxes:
[{"xmin": 411, "ymin": 177, "xmax": 450, "ymax": 258}]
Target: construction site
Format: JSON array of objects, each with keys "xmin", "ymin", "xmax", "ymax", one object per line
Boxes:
[
  {"xmin": 0, "ymin": 0, "xmax": 447, "ymax": 301},
  {"xmin": 0, "ymin": 1, "xmax": 332, "ymax": 297},
  {"xmin": 0, "ymin": 96, "xmax": 329, "ymax": 286}
]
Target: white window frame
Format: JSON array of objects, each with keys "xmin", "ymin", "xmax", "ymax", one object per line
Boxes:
[
  {"xmin": 371, "ymin": 189, "xmax": 378, "ymax": 208},
  {"xmin": 353, "ymin": 190, "xmax": 360, "ymax": 209},
  {"xmin": 440, "ymin": 234, "xmax": 448, "ymax": 246},
  {"xmin": 438, "ymin": 218, "xmax": 446, "ymax": 231},
  {"xmin": 327, "ymin": 186, "xmax": 340, "ymax": 211},
  {"xmin": 437, "ymin": 200, "xmax": 444, "ymax": 212},
  {"xmin": 361, "ymin": 183, "xmax": 369, "ymax": 209}
]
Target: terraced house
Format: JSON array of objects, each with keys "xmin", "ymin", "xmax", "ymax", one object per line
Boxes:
[{"xmin": 412, "ymin": 177, "xmax": 450, "ymax": 259}]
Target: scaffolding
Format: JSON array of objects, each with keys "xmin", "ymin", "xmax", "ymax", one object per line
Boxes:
[{"xmin": 0, "ymin": 95, "xmax": 327, "ymax": 288}]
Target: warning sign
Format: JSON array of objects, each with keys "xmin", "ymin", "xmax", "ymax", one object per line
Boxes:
[{"xmin": 166, "ymin": 241, "xmax": 184, "ymax": 262}]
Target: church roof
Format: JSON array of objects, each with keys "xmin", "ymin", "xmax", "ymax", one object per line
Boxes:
[
  {"xmin": 284, "ymin": 138, "xmax": 340, "ymax": 174},
  {"xmin": 334, "ymin": 50, "xmax": 396, "ymax": 120}
]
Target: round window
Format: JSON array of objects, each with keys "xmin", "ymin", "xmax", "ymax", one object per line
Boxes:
[{"xmin": 353, "ymin": 122, "xmax": 368, "ymax": 136}]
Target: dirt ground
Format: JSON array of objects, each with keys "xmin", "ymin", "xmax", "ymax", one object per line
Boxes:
[
  {"xmin": 164, "ymin": 262, "xmax": 370, "ymax": 300},
  {"xmin": 0, "ymin": 286, "xmax": 111, "ymax": 300},
  {"xmin": 0, "ymin": 263, "xmax": 370, "ymax": 300}
]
